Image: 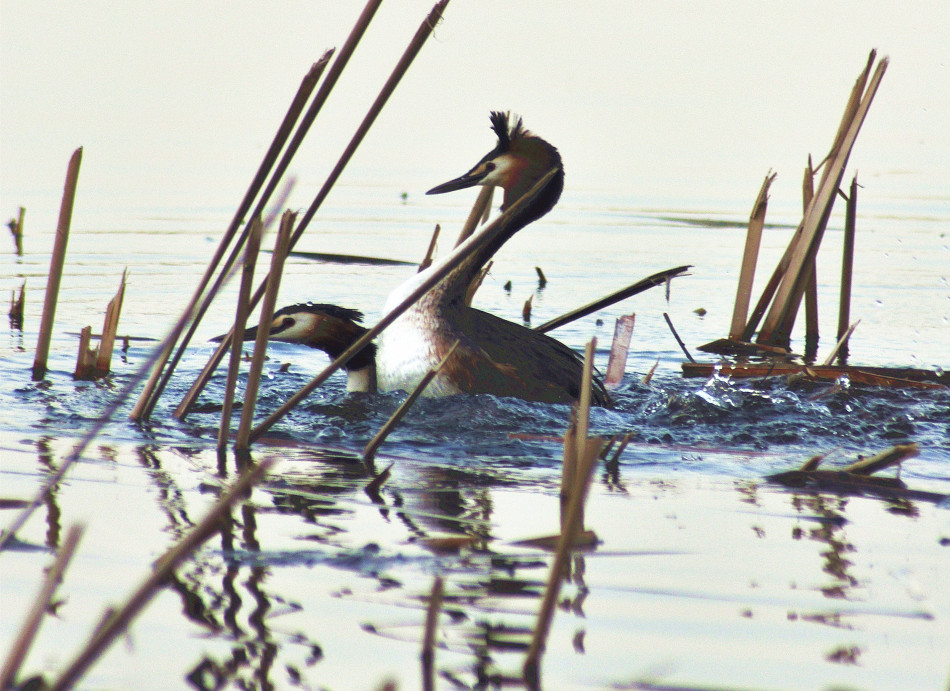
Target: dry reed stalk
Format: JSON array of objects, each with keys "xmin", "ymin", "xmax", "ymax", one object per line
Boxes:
[
  {"xmin": 454, "ymin": 184, "xmax": 494, "ymax": 247},
  {"xmin": 729, "ymin": 172, "xmax": 775, "ymax": 339},
  {"xmin": 823, "ymin": 319, "xmax": 860, "ymax": 366},
  {"xmin": 464, "ymin": 259, "xmax": 492, "ymax": 305},
  {"xmin": 47, "ymin": 460, "xmax": 273, "ymax": 691},
  {"xmin": 235, "ymin": 212, "xmax": 293, "ymax": 450},
  {"xmin": 131, "ymin": 57, "xmax": 329, "ymax": 420},
  {"xmin": 175, "ymin": 1, "xmax": 448, "ymax": 419},
  {"xmin": 663, "ymin": 312, "xmax": 694, "ymax": 362},
  {"xmin": 641, "ymin": 357, "xmax": 660, "ymax": 385},
  {"xmin": 73, "ymin": 326, "xmax": 96, "ymax": 379},
  {"xmin": 840, "ymin": 443, "xmax": 918, "ymax": 475},
  {"xmin": 572, "ymin": 339, "xmax": 596, "ymax": 532},
  {"xmin": 95, "ymin": 269, "xmax": 127, "ymax": 376},
  {"xmin": 837, "ymin": 175, "xmax": 858, "ymax": 362},
  {"xmin": 800, "ymin": 160, "xmax": 819, "ymax": 358},
  {"xmin": 758, "ymin": 53, "xmax": 887, "ymax": 346},
  {"xmin": 535, "ymin": 266, "xmax": 547, "ymax": 288},
  {"xmin": 0, "ymin": 525, "xmax": 84, "ymax": 689},
  {"xmin": 522, "ymin": 294, "xmax": 533, "ymax": 322},
  {"xmin": 362, "ymin": 341, "xmax": 459, "ymax": 464},
  {"xmin": 9, "ymin": 281, "xmax": 25, "ymax": 328},
  {"xmin": 418, "ymin": 224, "xmax": 440, "ymax": 271},
  {"xmin": 605, "ymin": 314, "xmax": 635, "ymax": 388},
  {"xmin": 523, "ymin": 436, "xmax": 604, "ymax": 686},
  {"xmin": 8, "ymin": 206, "xmax": 25, "ymax": 255},
  {"xmin": 218, "ymin": 217, "xmax": 264, "ymax": 451},
  {"xmin": 534, "ymin": 266, "xmax": 690, "ymax": 334},
  {"xmin": 33, "ymin": 147, "xmax": 82, "ymax": 381},
  {"xmin": 421, "ymin": 575, "xmax": 444, "ymax": 691},
  {"xmin": 247, "ymin": 168, "xmax": 557, "ymax": 442},
  {"xmin": 559, "ymin": 411, "xmax": 578, "ymax": 533}
]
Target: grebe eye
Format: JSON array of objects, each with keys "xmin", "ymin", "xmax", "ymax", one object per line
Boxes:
[
  {"xmin": 283, "ymin": 317, "xmax": 296, "ymax": 328},
  {"xmin": 484, "ymin": 162, "xmax": 496, "ymax": 172}
]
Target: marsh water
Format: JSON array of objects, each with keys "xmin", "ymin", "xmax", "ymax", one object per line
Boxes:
[{"xmin": 2, "ymin": 179, "xmax": 949, "ymax": 689}]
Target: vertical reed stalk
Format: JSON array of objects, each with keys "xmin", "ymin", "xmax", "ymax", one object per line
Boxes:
[
  {"xmin": 33, "ymin": 147, "xmax": 82, "ymax": 381},
  {"xmin": 454, "ymin": 184, "xmax": 494, "ymax": 247},
  {"xmin": 604, "ymin": 314, "xmax": 635, "ymax": 388},
  {"xmin": 218, "ymin": 217, "xmax": 264, "ymax": 451},
  {"xmin": 729, "ymin": 172, "xmax": 775, "ymax": 339},
  {"xmin": 235, "ymin": 212, "xmax": 293, "ymax": 450},
  {"xmin": 836, "ymin": 175, "xmax": 858, "ymax": 362},
  {"xmin": 73, "ymin": 326, "xmax": 96, "ymax": 379},
  {"xmin": 418, "ymin": 224, "xmax": 440, "ymax": 271},
  {"xmin": 95, "ymin": 269, "xmax": 127, "ymax": 376}
]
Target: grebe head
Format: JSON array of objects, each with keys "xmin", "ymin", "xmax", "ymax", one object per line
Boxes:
[{"xmin": 426, "ymin": 111, "xmax": 563, "ymax": 217}]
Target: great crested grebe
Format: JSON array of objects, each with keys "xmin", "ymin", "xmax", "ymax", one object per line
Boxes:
[
  {"xmin": 376, "ymin": 111, "xmax": 610, "ymax": 406},
  {"xmin": 224, "ymin": 303, "xmax": 377, "ymax": 393}
]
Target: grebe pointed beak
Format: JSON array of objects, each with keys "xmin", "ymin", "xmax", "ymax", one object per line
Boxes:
[
  {"xmin": 210, "ymin": 323, "xmax": 265, "ymax": 344},
  {"xmin": 426, "ymin": 163, "xmax": 493, "ymax": 195}
]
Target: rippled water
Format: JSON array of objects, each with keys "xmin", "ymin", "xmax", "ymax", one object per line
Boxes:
[{"xmin": 2, "ymin": 184, "xmax": 949, "ymax": 689}]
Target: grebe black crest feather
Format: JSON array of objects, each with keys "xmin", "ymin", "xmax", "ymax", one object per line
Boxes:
[{"xmin": 278, "ymin": 302, "xmax": 366, "ymax": 324}]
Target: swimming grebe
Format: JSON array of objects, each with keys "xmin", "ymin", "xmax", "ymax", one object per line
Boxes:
[
  {"xmin": 224, "ymin": 303, "xmax": 377, "ymax": 393},
  {"xmin": 376, "ymin": 111, "xmax": 610, "ymax": 406}
]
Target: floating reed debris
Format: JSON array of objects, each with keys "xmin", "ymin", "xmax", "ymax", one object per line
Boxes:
[
  {"xmin": 218, "ymin": 216, "xmax": 264, "ymax": 452},
  {"xmin": 45, "ymin": 460, "xmax": 274, "ymax": 691},
  {"xmin": 235, "ymin": 212, "xmax": 294, "ymax": 451},
  {"xmin": 0, "ymin": 524, "xmax": 83, "ymax": 690},
  {"xmin": 534, "ymin": 265, "xmax": 690, "ymax": 334},
  {"xmin": 172, "ymin": 1, "xmax": 449, "ymax": 420},
  {"xmin": 362, "ymin": 341, "xmax": 459, "ymax": 465},
  {"xmin": 421, "ymin": 575, "xmax": 444, "ymax": 691},
  {"xmin": 247, "ymin": 168, "xmax": 558, "ymax": 443},
  {"xmin": 9, "ymin": 281, "xmax": 25, "ymax": 330},
  {"xmin": 33, "ymin": 147, "xmax": 82, "ymax": 381},
  {"xmin": 7, "ymin": 206, "xmax": 24, "ymax": 255},
  {"xmin": 604, "ymin": 314, "xmax": 635, "ymax": 388}
]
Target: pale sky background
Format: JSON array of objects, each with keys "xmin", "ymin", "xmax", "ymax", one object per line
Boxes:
[{"xmin": 1, "ymin": 1, "xmax": 948, "ymax": 230}]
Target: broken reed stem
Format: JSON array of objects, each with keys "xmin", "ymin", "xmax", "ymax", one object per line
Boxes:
[
  {"xmin": 11, "ymin": 206, "xmax": 25, "ymax": 255},
  {"xmin": 235, "ymin": 212, "xmax": 293, "ymax": 450},
  {"xmin": 131, "ymin": 56, "xmax": 329, "ymax": 420},
  {"xmin": 758, "ymin": 53, "xmax": 887, "ymax": 346},
  {"xmin": 175, "ymin": 1, "xmax": 447, "ymax": 419},
  {"xmin": 95, "ymin": 269, "xmax": 127, "ymax": 376},
  {"xmin": 9, "ymin": 282, "xmax": 26, "ymax": 329},
  {"xmin": 837, "ymin": 175, "xmax": 858, "ymax": 362},
  {"xmin": 534, "ymin": 266, "xmax": 691, "ymax": 334},
  {"xmin": 464, "ymin": 260, "xmax": 492, "ymax": 306},
  {"xmin": 455, "ymin": 184, "xmax": 495, "ymax": 247},
  {"xmin": 663, "ymin": 312, "xmax": 694, "ymax": 362},
  {"xmin": 247, "ymin": 168, "xmax": 557, "ymax": 442},
  {"xmin": 73, "ymin": 326, "xmax": 96, "ymax": 379},
  {"xmin": 218, "ymin": 217, "xmax": 264, "ymax": 451},
  {"xmin": 574, "ymin": 339, "xmax": 596, "ymax": 532},
  {"xmin": 421, "ymin": 575, "xmax": 444, "ymax": 691},
  {"xmin": 604, "ymin": 314, "xmax": 635, "ymax": 389},
  {"xmin": 33, "ymin": 147, "xmax": 82, "ymax": 381},
  {"xmin": 0, "ymin": 524, "xmax": 84, "ymax": 689},
  {"xmin": 418, "ymin": 224, "xmax": 440, "ymax": 272},
  {"xmin": 47, "ymin": 460, "xmax": 274, "ymax": 691},
  {"xmin": 523, "ymin": 436, "xmax": 604, "ymax": 686},
  {"xmin": 363, "ymin": 341, "xmax": 459, "ymax": 465},
  {"xmin": 823, "ymin": 319, "xmax": 860, "ymax": 366},
  {"xmin": 729, "ymin": 172, "xmax": 775, "ymax": 339}
]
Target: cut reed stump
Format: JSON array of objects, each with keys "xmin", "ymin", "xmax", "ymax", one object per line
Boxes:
[
  {"xmin": 74, "ymin": 270, "xmax": 127, "ymax": 380},
  {"xmin": 9, "ymin": 281, "xmax": 25, "ymax": 329},
  {"xmin": 7, "ymin": 206, "xmax": 25, "ymax": 255}
]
